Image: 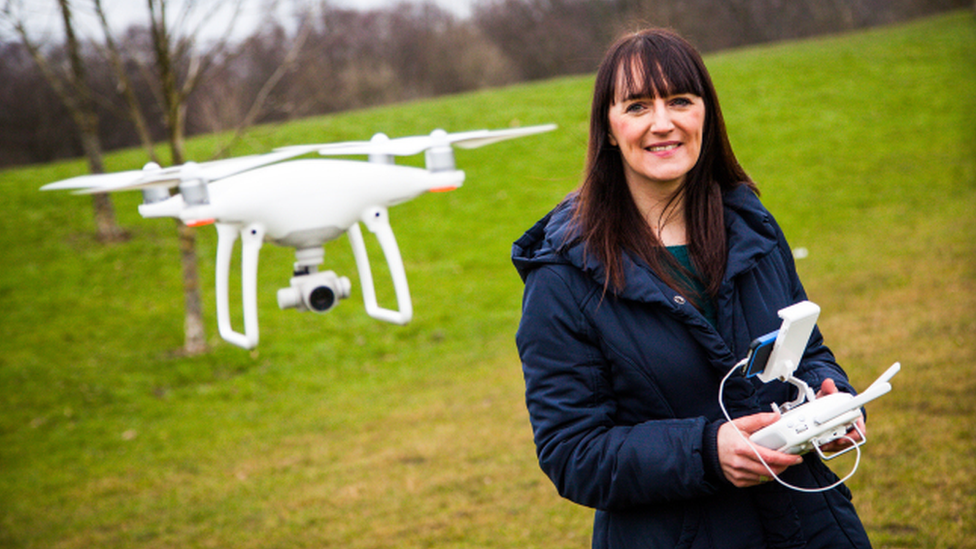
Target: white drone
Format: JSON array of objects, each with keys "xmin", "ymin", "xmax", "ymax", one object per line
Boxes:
[{"xmin": 41, "ymin": 124, "xmax": 557, "ymax": 349}]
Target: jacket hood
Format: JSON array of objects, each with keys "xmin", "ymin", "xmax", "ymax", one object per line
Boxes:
[
  {"xmin": 511, "ymin": 184, "xmax": 779, "ymax": 301},
  {"xmin": 511, "ymin": 194, "xmax": 581, "ymax": 281}
]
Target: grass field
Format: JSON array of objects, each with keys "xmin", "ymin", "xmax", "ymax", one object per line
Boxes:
[{"xmin": 1, "ymin": 10, "xmax": 974, "ymax": 549}]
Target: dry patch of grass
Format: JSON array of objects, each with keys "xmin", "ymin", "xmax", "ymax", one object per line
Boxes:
[{"xmin": 806, "ymin": 198, "xmax": 976, "ymax": 547}]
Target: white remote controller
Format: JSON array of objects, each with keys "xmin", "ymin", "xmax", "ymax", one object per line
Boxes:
[{"xmin": 750, "ymin": 362, "xmax": 900, "ymax": 458}]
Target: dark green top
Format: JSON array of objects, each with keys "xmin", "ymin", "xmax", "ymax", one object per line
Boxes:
[{"xmin": 666, "ymin": 245, "xmax": 717, "ymax": 327}]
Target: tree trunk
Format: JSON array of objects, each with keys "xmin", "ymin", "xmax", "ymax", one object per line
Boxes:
[
  {"xmin": 52, "ymin": 0, "xmax": 129, "ymax": 243},
  {"xmin": 178, "ymin": 222, "xmax": 208, "ymax": 355},
  {"xmin": 78, "ymin": 127, "xmax": 128, "ymax": 242},
  {"xmin": 166, "ymin": 134, "xmax": 207, "ymax": 355},
  {"xmin": 166, "ymin": 99, "xmax": 207, "ymax": 355},
  {"xmin": 90, "ymin": 194, "xmax": 126, "ymax": 242}
]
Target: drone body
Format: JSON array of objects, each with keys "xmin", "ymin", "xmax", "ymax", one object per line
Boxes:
[
  {"xmin": 42, "ymin": 124, "xmax": 556, "ymax": 349},
  {"xmin": 139, "ymin": 159, "xmax": 462, "ymax": 246}
]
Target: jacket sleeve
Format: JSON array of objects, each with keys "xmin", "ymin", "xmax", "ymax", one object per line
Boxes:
[{"xmin": 516, "ymin": 264, "xmax": 725, "ymax": 511}]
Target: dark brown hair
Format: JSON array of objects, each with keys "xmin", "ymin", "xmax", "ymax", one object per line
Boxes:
[{"xmin": 572, "ymin": 28, "xmax": 756, "ymax": 303}]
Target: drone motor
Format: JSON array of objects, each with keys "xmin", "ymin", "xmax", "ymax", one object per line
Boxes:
[
  {"xmin": 138, "ymin": 162, "xmax": 172, "ymax": 204},
  {"xmin": 424, "ymin": 129, "xmax": 455, "ymax": 172}
]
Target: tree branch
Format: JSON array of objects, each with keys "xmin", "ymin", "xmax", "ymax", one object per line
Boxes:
[{"xmin": 211, "ymin": 17, "xmax": 312, "ymax": 159}]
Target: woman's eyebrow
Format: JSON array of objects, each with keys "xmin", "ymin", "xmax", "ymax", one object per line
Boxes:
[{"xmin": 616, "ymin": 90, "xmax": 659, "ymax": 103}]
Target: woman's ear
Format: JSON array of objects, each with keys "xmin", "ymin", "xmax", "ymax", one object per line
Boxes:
[{"xmin": 607, "ymin": 133, "xmax": 618, "ymax": 147}]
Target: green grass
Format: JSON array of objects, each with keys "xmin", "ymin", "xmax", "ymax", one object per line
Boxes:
[{"xmin": 1, "ymin": 11, "xmax": 974, "ymax": 549}]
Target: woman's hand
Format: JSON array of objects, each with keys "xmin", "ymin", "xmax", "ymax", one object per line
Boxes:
[
  {"xmin": 814, "ymin": 378, "xmax": 867, "ymax": 453},
  {"xmin": 717, "ymin": 412, "xmax": 804, "ymax": 488}
]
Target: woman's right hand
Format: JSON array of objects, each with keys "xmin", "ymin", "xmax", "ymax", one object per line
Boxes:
[{"xmin": 717, "ymin": 412, "xmax": 804, "ymax": 488}]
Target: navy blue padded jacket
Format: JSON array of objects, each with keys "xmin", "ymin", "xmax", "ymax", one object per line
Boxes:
[{"xmin": 513, "ymin": 185, "xmax": 872, "ymax": 549}]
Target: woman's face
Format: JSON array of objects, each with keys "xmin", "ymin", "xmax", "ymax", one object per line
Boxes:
[{"xmin": 607, "ymin": 73, "xmax": 706, "ymax": 193}]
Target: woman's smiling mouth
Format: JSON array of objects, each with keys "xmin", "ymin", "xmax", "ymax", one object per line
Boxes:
[{"xmin": 647, "ymin": 142, "xmax": 681, "ymax": 153}]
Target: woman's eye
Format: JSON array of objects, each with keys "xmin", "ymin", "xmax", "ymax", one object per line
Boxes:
[
  {"xmin": 625, "ymin": 102, "xmax": 646, "ymax": 113},
  {"xmin": 670, "ymin": 96, "xmax": 697, "ymax": 107}
]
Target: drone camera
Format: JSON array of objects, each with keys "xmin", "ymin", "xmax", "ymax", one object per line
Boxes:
[{"xmin": 277, "ymin": 270, "xmax": 351, "ymax": 314}]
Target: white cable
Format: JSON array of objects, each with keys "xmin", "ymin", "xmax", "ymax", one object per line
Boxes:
[{"xmin": 717, "ymin": 364, "xmax": 861, "ymax": 493}]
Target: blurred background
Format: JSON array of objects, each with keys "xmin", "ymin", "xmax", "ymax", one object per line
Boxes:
[{"xmin": 0, "ymin": 0, "xmax": 969, "ymax": 169}]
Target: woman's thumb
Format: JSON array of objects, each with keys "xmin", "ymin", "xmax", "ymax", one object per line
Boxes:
[{"xmin": 732, "ymin": 412, "xmax": 781, "ymax": 434}]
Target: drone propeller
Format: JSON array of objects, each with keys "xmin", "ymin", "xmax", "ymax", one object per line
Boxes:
[
  {"xmin": 39, "ymin": 168, "xmax": 153, "ymax": 192},
  {"xmin": 40, "ymin": 148, "xmax": 312, "ymax": 196},
  {"xmin": 276, "ymin": 123, "xmax": 558, "ymax": 160}
]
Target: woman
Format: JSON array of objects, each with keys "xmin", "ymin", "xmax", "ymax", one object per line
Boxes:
[{"xmin": 513, "ymin": 28, "xmax": 872, "ymax": 548}]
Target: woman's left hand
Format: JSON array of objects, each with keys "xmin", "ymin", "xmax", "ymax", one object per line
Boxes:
[{"xmin": 815, "ymin": 378, "xmax": 866, "ymax": 453}]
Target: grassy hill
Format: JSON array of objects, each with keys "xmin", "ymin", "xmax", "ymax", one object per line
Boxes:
[{"xmin": 1, "ymin": 11, "xmax": 974, "ymax": 549}]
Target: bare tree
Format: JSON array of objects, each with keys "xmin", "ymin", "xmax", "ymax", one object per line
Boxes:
[
  {"xmin": 91, "ymin": 0, "xmax": 161, "ymax": 164},
  {"xmin": 207, "ymin": 16, "xmax": 312, "ymax": 156},
  {"xmin": 0, "ymin": 42, "xmax": 75, "ymax": 165},
  {"xmin": 383, "ymin": 2, "xmax": 516, "ymax": 97},
  {"xmin": 1, "ymin": 0, "xmax": 127, "ymax": 242},
  {"xmin": 88, "ymin": 0, "xmax": 311, "ymax": 355},
  {"xmin": 473, "ymin": 0, "xmax": 613, "ymax": 80},
  {"xmin": 71, "ymin": 0, "xmax": 229, "ymax": 355},
  {"xmin": 277, "ymin": 2, "xmax": 514, "ymax": 119}
]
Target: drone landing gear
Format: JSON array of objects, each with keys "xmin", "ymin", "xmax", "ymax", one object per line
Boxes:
[
  {"xmin": 275, "ymin": 205, "xmax": 412, "ymax": 333},
  {"xmin": 215, "ymin": 222, "xmax": 265, "ymax": 350},
  {"xmin": 348, "ymin": 206, "xmax": 413, "ymax": 325}
]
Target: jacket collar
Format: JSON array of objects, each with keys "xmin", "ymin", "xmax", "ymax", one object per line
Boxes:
[
  {"xmin": 512, "ymin": 184, "xmax": 778, "ymax": 304},
  {"xmin": 721, "ymin": 184, "xmax": 779, "ymax": 284}
]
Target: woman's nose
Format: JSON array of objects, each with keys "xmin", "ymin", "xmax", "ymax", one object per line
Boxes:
[{"xmin": 650, "ymin": 105, "xmax": 675, "ymax": 133}]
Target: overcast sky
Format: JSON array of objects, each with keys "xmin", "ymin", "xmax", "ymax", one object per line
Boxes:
[
  {"xmin": 5, "ymin": 0, "xmax": 476, "ymax": 42},
  {"xmin": 335, "ymin": 0, "xmax": 474, "ymax": 17}
]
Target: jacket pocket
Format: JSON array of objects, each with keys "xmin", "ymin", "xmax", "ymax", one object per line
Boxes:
[{"xmin": 599, "ymin": 503, "xmax": 701, "ymax": 549}]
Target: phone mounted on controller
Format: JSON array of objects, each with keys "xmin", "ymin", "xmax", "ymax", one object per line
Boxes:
[{"xmin": 740, "ymin": 301, "xmax": 900, "ymax": 460}]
